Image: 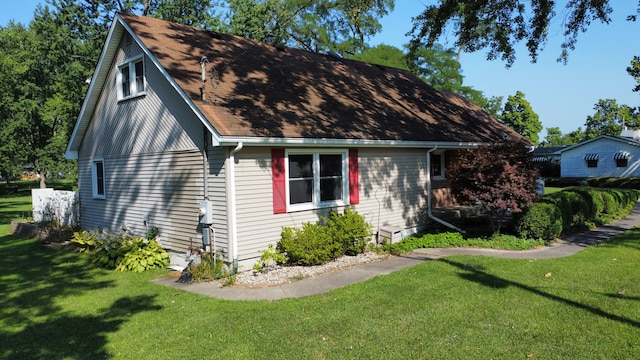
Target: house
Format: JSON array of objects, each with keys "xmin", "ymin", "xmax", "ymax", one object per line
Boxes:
[
  {"xmin": 559, "ymin": 134, "xmax": 640, "ymax": 178},
  {"xmin": 531, "ymin": 146, "xmax": 565, "ymax": 177},
  {"xmin": 531, "ymin": 146, "xmax": 565, "ymax": 164},
  {"xmin": 65, "ymin": 13, "xmax": 521, "ymax": 269}
]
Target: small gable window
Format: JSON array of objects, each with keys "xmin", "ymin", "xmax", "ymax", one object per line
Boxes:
[
  {"xmin": 584, "ymin": 153, "xmax": 599, "ymax": 168},
  {"xmin": 117, "ymin": 56, "xmax": 145, "ymax": 100},
  {"xmin": 614, "ymin": 151, "xmax": 630, "ymax": 168},
  {"xmin": 92, "ymin": 159, "xmax": 106, "ymax": 199}
]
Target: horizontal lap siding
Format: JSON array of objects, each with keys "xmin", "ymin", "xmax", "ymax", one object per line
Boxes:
[
  {"xmin": 561, "ymin": 138, "xmax": 640, "ymax": 178},
  {"xmin": 354, "ymin": 148, "xmax": 429, "ymax": 232},
  {"xmin": 77, "ymin": 37, "xmax": 229, "ymax": 253},
  {"xmin": 232, "ymin": 147, "xmax": 428, "ymax": 263},
  {"xmin": 78, "ymin": 150, "xmax": 205, "ymax": 251}
]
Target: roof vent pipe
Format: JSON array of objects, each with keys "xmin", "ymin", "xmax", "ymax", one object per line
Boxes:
[{"xmin": 426, "ymin": 147, "xmax": 465, "ymax": 234}]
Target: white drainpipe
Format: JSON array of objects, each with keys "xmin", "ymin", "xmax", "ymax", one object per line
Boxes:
[
  {"xmin": 227, "ymin": 142, "xmax": 243, "ymax": 272},
  {"xmin": 426, "ymin": 147, "xmax": 465, "ymax": 233}
]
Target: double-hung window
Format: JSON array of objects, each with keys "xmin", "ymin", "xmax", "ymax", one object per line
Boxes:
[
  {"xmin": 287, "ymin": 150, "xmax": 349, "ymax": 211},
  {"xmin": 272, "ymin": 148, "xmax": 358, "ymax": 214},
  {"xmin": 117, "ymin": 55, "xmax": 145, "ymax": 100},
  {"xmin": 92, "ymin": 159, "xmax": 106, "ymax": 199}
]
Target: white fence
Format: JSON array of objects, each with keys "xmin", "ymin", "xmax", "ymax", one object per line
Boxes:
[{"xmin": 32, "ymin": 189, "xmax": 79, "ymax": 227}]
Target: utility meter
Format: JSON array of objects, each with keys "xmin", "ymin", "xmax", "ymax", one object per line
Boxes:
[{"xmin": 198, "ymin": 200, "xmax": 214, "ymax": 224}]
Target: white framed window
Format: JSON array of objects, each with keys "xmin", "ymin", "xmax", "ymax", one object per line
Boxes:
[
  {"xmin": 91, "ymin": 158, "xmax": 106, "ymax": 199},
  {"xmin": 430, "ymin": 152, "xmax": 445, "ymax": 179},
  {"xmin": 286, "ymin": 149, "xmax": 349, "ymax": 211},
  {"xmin": 117, "ymin": 55, "xmax": 145, "ymax": 100}
]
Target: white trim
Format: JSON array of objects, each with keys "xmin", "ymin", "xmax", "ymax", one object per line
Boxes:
[
  {"xmin": 91, "ymin": 158, "xmax": 106, "ymax": 199},
  {"xmin": 221, "ymin": 137, "xmax": 488, "ymax": 149},
  {"xmin": 285, "ymin": 148, "xmax": 349, "ymax": 212}
]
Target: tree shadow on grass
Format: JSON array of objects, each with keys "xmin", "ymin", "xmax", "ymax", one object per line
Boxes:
[
  {"xmin": 440, "ymin": 258, "xmax": 640, "ymax": 328},
  {"xmin": 1, "ymin": 295, "xmax": 161, "ymax": 359},
  {"xmin": 0, "ymin": 235, "xmax": 162, "ymax": 359}
]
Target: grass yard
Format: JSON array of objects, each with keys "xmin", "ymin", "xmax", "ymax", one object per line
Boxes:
[{"xmin": 2, "ymin": 189, "xmax": 640, "ymax": 359}]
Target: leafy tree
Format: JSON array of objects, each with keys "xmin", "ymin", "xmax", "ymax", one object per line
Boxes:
[
  {"xmin": 447, "ymin": 141, "xmax": 539, "ymax": 235},
  {"xmin": 409, "ymin": 0, "xmax": 640, "ymax": 66},
  {"xmin": 151, "ymin": 0, "xmax": 215, "ymax": 27},
  {"xmin": 217, "ymin": 0, "xmax": 393, "ymax": 55},
  {"xmin": 584, "ymin": 99, "xmax": 640, "ymax": 139},
  {"xmin": 499, "ymin": 91, "xmax": 542, "ymax": 144},
  {"xmin": 0, "ymin": 23, "xmax": 31, "ymax": 183},
  {"xmin": 540, "ymin": 127, "xmax": 584, "ymax": 146},
  {"xmin": 0, "ymin": 1, "xmax": 109, "ymax": 187},
  {"xmin": 628, "ymin": 56, "xmax": 640, "ymax": 93},
  {"xmin": 348, "ymin": 43, "xmax": 409, "ymax": 70}
]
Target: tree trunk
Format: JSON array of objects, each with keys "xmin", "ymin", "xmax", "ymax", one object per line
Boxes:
[{"xmin": 39, "ymin": 171, "xmax": 46, "ymax": 189}]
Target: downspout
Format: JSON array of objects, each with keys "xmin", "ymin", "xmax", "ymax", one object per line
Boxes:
[
  {"xmin": 202, "ymin": 126, "xmax": 209, "ymax": 198},
  {"xmin": 426, "ymin": 147, "xmax": 466, "ymax": 233},
  {"xmin": 227, "ymin": 142, "xmax": 243, "ymax": 273}
]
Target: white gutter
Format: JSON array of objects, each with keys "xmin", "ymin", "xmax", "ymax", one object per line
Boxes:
[
  {"xmin": 220, "ymin": 137, "xmax": 489, "ymax": 149},
  {"xmin": 426, "ymin": 147, "xmax": 466, "ymax": 233},
  {"xmin": 227, "ymin": 142, "xmax": 243, "ymax": 272}
]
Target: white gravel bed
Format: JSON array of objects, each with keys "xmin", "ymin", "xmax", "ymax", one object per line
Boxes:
[{"xmin": 233, "ymin": 252, "xmax": 389, "ymax": 288}]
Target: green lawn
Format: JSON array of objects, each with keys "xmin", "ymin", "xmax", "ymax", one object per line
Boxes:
[{"xmin": 1, "ymin": 189, "xmax": 640, "ymax": 359}]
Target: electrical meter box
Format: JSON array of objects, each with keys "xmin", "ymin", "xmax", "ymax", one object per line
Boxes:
[{"xmin": 198, "ymin": 200, "xmax": 214, "ymax": 224}]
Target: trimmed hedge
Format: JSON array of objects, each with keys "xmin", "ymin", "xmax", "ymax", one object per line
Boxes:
[
  {"xmin": 544, "ymin": 177, "xmax": 640, "ymax": 189},
  {"xmin": 514, "ymin": 187, "xmax": 639, "ymax": 240}
]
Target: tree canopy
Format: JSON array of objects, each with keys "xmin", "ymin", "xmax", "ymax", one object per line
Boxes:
[
  {"xmin": 447, "ymin": 141, "xmax": 539, "ymax": 235},
  {"xmin": 584, "ymin": 99, "xmax": 640, "ymax": 139},
  {"xmin": 409, "ymin": 0, "xmax": 640, "ymax": 66},
  {"xmin": 499, "ymin": 91, "xmax": 542, "ymax": 144}
]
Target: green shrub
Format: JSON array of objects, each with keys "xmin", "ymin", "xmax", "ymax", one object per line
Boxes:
[
  {"xmin": 276, "ymin": 208, "xmax": 373, "ymax": 266},
  {"xmin": 70, "ymin": 229, "xmax": 170, "ymax": 272},
  {"xmin": 278, "ymin": 222, "xmax": 342, "ymax": 266},
  {"xmin": 517, "ymin": 187, "xmax": 639, "ymax": 237},
  {"xmin": 514, "ymin": 202, "xmax": 562, "ymax": 240},
  {"xmin": 324, "ymin": 207, "xmax": 373, "ymax": 256}
]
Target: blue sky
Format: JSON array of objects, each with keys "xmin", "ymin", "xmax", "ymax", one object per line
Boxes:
[{"xmin": 2, "ymin": 1, "xmax": 638, "ymax": 139}]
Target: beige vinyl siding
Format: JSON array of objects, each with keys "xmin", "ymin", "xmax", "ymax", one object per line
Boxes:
[
  {"xmin": 77, "ymin": 150, "xmax": 205, "ymax": 251},
  {"xmin": 79, "ymin": 36, "xmax": 204, "ymax": 157},
  {"xmin": 233, "ymin": 147, "xmax": 428, "ymax": 263},
  {"xmin": 356, "ymin": 148, "xmax": 429, "ymax": 230},
  {"xmin": 76, "ymin": 36, "xmax": 229, "ymax": 254}
]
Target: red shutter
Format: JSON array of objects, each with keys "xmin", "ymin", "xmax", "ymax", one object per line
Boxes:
[
  {"xmin": 349, "ymin": 148, "xmax": 359, "ymax": 204},
  {"xmin": 272, "ymin": 149, "xmax": 286, "ymax": 214}
]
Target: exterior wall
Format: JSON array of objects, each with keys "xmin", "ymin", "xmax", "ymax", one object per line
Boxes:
[
  {"xmin": 232, "ymin": 147, "xmax": 432, "ymax": 267},
  {"xmin": 561, "ymin": 138, "xmax": 640, "ymax": 178},
  {"xmin": 77, "ymin": 35, "xmax": 229, "ymax": 253}
]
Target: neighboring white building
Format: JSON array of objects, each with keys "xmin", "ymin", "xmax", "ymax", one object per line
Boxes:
[{"xmin": 559, "ymin": 134, "xmax": 640, "ymax": 178}]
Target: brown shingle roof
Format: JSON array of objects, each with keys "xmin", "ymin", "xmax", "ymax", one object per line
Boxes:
[{"xmin": 120, "ymin": 13, "xmax": 520, "ymax": 143}]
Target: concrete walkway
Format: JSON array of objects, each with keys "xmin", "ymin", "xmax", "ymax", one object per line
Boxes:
[{"xmin": 154, "ymin": 202, "xmax": 640, "ymax": 301}]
